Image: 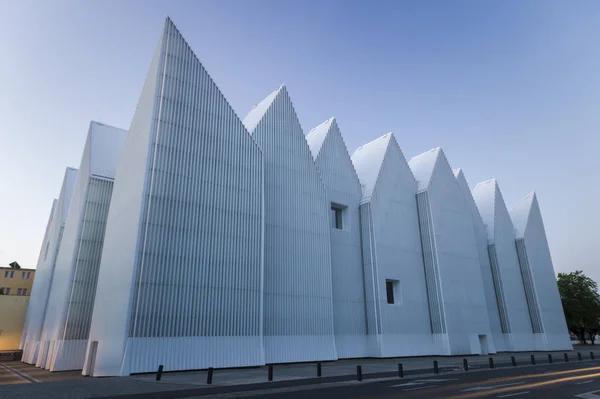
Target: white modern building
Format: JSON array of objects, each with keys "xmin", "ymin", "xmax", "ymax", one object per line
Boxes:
[
  {"xmin": 352, "ymin": 133, "xmax": 434, "ymax": 357},
  {"xmin": 409, "ymin": 148, "xmax": 495, "ymax": 355},
  {"xmin": 24, "ymin": 17, "xmax": 571, "ymax": 376},
  {"xmin": 511, "ymin": 193, "xmax": 572, "ymax": 350},
  {"xmin": 22, "ymin": 167, "xmax": 78, "ymax": 366},
  {"xmin": 36, "ymin": 122, "xmax": 127, "ymax": 372},
  {"xmin": 83, "ymin": 18, "xmax": 265, "ymax": 376},
  {"xmin": 243, "ymin": 87, "xmax": 337, "ymax": 364},
  {"xmin": 473, "ymin": 179, "xmax": 538, "ymax": 351},
  {"xmin": 306, "ymin": 118, "xmax": 368, "ymax": 359}
]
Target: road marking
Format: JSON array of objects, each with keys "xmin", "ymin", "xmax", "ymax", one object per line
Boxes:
[
  {"xmin": 497, "ymin": 391, "xmax": 530, "ymax": 398},
  {"xmin": 0, "ymin": 363, "xmax": 39, "ymax": 383},
  {"xmin": 576, "ymin": 390, "xmax": 600, "ymax": 398},
  {"xmin": 391, "ymin": 378, "xmax": 457, "ymax": 387},
  {"xmin": 403, "ymin": 385, "xmax": 439, "ymax": 391},
  {"xmin": 576, "ymin": 380, "xmax": 595, "ymax": 385},
  {"xmin": 461, "ymin": 381, "xmax": 524, "ymax": 392}
]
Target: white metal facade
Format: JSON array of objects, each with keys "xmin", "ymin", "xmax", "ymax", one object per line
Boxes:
[
  {"xmin": 38, "ymin": 122, "xmax": 127, "ymax": 372},
  {"xmin": 409, "ymin": 149, "xmax": 494, "ymax": 355},
  {"xmin": 454, "ymin": 169, "xmax": 507, "ymax": 352},
  {"xmin": 23, "ymin": 17, "xmax": 571, "ymax": 376},
  {"xmin": 22, "ymin": 167, "xmax": 78, "ymax": 366},
  {"xmin": 473, "ymin": 180, "xmax": 536, "ymax": 351},
  {"xmin": 352, "ymin": 134, "xmax": 434, "ymax": 357},
  {"xmin": 511, "ymin": 193, "xmax": 572, "ymax": 350},
  {"xmin": 306, "ymin": 118, "xmax": 368, "ymax": 359},
  {"xmin": 243, "ymin": 86, "xmax": 337, "ymax": 364},
  {"xmin": 84, "ymin": 19, "xmax": 265, "ymax": 376}
]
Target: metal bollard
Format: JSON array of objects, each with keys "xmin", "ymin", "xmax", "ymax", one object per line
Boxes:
[
  {"xmin": 548, "ymin": 354, "xmax": 553, "ymax": 364},
  {"xmin": 317, "ymin": 362, "xmax": 322, "ymax": 377},
  {"xmin": 591, "ymin": 351, "xmax": 595, "ymax": 360},
  {"xmin": 268, "ymin": 365, "xmax": 273, "ymax": 381},
  {"xmin": 489, "ymin": 357, "xmax": 494, "ymax": 369},
  {"xmin": 511, "ymin": 356, "xmax": 517, "ymax": 367},
  {"xmin": 578, "ymin": 352, "xmax": 583, "ymax": 361},
  {"xmin": 206, "ymin": 367, "xmax": 213, "ymax": 385},
  {"xmin": 463, "ymin": 358, "xmax": 469, "ymax": 371},
  {"xmin": 156, "ymin": 364, "xmax": 164, "ymax": 381},
  {"xmin": 357, "ymin": 365, "xmax": 363, "ymax": 381},
  {"xmin": 564, "ymin": 353, "xmax": 569, "ymax": 362},
  {"xmin": 531, "ymin": 355, "xmax": 536, "ymax": 365},
  {"xmin": 433, "ymin": 360, "xmax": 439, "ymax": 374},
  {"xmin": 398, "ymin": 363, "xmax": 404, "ymax": 378}
]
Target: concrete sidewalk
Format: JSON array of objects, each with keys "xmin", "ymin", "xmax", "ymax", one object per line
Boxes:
[
  {"xmin": 0, "ymin": 347, "xmax": 592, "ymax": 399},
  {"xmin": 131, "ymin": 349, "xmax": 586, "ymax": 387}
]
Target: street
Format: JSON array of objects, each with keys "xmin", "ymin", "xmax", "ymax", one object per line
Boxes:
[{"xmin": 241, "ymin": 361, "xmax": 600, "ymax": 399}]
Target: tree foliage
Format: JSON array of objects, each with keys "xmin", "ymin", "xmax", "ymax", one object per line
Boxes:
[{"xmin": 557, "ymin": 270, "xmax": 600, "ymax": 343}]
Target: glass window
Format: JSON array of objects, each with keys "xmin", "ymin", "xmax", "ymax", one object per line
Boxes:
[
  {"xmin": 386, "ymin": 280, "xmax": 395, "ymax": 304},
  {"xmin": 17, "ymin": 288, "xmax": 22, "ymax": 296},
  {"xmin": 9, "ymin": 271, "xmax": 14, "ymax": 278},
  {"xmin": 5, "ymin": 288, "xmax": 10, "ymax": 295},
  {"xmin": 330, "ymin": 203, "xmax": 347, "ymax": 230},
  {"xmin": 23, "ymin": 288, "xmax": 28, "ymax": 296},
  {"xmin": 21, "ymin": 272, "xmax": 25, "ymax": 279},
  {"xmin": 3, "ymin": 271, "xmax": 7, "ymax": 278},
  {"xmin": 27, "ymin": 272, "xmax": 31, "ymax": 279},
  {"xmin": 386, "ymin": 279, "xmax": 401, "ymax": 305}
]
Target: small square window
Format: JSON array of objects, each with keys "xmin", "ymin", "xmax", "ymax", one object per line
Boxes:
[
  {"xmin": 3, "ymin": 271, "xmax": 7, "ymax": 278},
  {"xmin": 17, "ymin": 288, "xmax": 22, "ymax": 296},
  {"xmin": 386, "ymin": 279, "xmax": 401, "ymax": 305},
  {"xmin": 21, "ymin": 272, "xmax": 25, "ymax": 279},
  {"xmin": 23, "ymin": 288, "xmax": 28, "ymax": 296},
  {"xmin": 27, "ymin": 272, "xmax": 31, "ymax": 279},
  {"xmin": 5, "ymin": 287, "xmax": 11, "ymax": 295},
  {"xmin": 9, "ymin": 271, "xmax": 14, "ymax": 278}
]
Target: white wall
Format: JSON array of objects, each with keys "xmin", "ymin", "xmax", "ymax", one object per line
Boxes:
[
  {"xmin": 307, "ymin": 119, "xmax": 368, "ymax": 358},
  {"xmin": 354, "ymin": 134, "xmax": 434, "ymax": 357},
  {"xmin": 244, "ymin": 86, "xmax": 336, "ymax": 364},
  {"xmin": 86, "ymin": 18, "xmax": 265, "ymax": 376}
]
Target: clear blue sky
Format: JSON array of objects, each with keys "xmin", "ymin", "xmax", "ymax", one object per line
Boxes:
[{"xmin": 1, "ymin": 0, "xmax": 599, "ymax": 281}]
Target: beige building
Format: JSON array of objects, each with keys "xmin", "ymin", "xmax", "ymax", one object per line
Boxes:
[
  {"xmin": 0, "ymin": 263, "xmax": 35, "ymax": 350},
  {"xmin": 0, "ymin": 263, "xmax": 35, "ymax": 296}
]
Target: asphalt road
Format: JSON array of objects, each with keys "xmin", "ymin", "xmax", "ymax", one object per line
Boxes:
[{"xmin": 242, "ymin": 361, "xmax": 600, "ymax": 399}]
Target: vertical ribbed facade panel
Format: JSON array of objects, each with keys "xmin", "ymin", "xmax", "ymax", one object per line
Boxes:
[
  {"xmin": 22, "ymin": 168, "xmax": 78, "ymax": 366},
  {"xmin": 306, "ymin": 119, "xmax": 368, "ymax": 358},
  {"xmin": 415, "ymin": 191, "xmax": 446, "ymax": 335},
  {"xmin": 243, "ymin": 87, "xmax": 336, "ymax": 364},
  {"xmin": 353, "ymin": 134, "xmax": 434, "ymax": 357},
  {"xmin": 473, "ymin": 180, "xmax": 535, "ymax": 351},
  {"xmin": 40, "ymin": 123, "xmax": 127, "ymax": 372},
  {"xmin": 454, "ymin": 169, "xmax": 506, "ymax": 351},
  {"xmin": 514, "ymin": 239, "xmax": 543, "ymax": 333},
  {"xmin": 487, "ymin": 244, "xmax": 511, "ymax": 334},
  {"xmin": 85, "ymin": 18, "xmax": 264, "ymax": 376},
  {"xmin": 511, "ymin": 193, "xmax": 572, "ymax": 350},
  {"xmin": 410, "ymin": 149, "xmax": 494, "ymax": 355}
]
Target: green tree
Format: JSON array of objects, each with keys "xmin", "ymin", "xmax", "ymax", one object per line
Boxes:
[{"xmin": 557, "ymin": 270, "xmax": 600, "ymax": 344}]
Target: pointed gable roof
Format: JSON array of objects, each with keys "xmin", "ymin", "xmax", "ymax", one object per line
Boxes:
[
  {"xmin": 408, "ymin": 147, "xmax": 445, "ymax": 192},
  {"xmin": 243, "ymin": 85, "xmax": 284, "ymax": 133},
  {"xmin": 472, "ymin": 179, "xmax": 513, "ymax": 239},
  {"xmin": 454, "ymin": 168, "xmax": 487, "ymax": 224},
  {"xmin": 306, "ymin": 117, "xmax": 335, "ymax": 159},
  {"xmin": 351, "ymin": 133, "xmax": 392, "ymax": 199},
  {"xmin": 510, "ymin": 192, "xmax": 537, "ymax": 238},
  {"xmin": 89, "ymin": 122, "xmax": 128, "ymax": 180}
]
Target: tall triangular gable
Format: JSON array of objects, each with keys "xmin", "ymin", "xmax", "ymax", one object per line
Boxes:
[{"xmin": 86, "ymin": 17, "xmax": 264, "ymax": 376}]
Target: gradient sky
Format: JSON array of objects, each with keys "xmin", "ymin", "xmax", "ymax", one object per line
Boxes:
[{"xmin": 1, "ymin": 0, "xmax": 599, "ymax": 281}]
